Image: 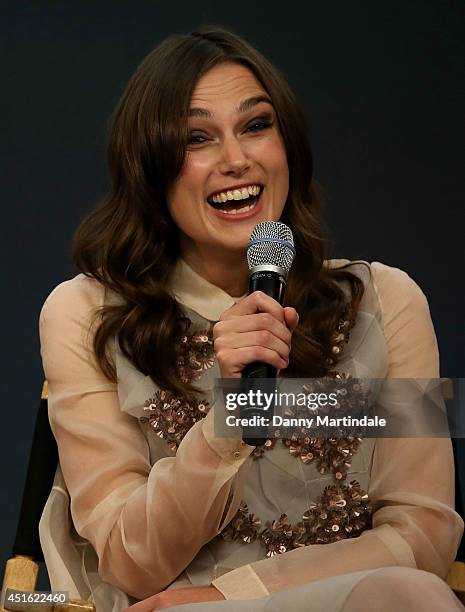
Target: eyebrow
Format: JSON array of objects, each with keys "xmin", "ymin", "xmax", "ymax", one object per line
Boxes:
[{"xmin": 188, "ymin": 95, "xmax": 274, "ymax": 118}]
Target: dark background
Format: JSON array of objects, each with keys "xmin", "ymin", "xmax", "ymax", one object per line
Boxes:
[{"xmin": 2, "ymin": 0, "xmax": 463, "ymax": 590}]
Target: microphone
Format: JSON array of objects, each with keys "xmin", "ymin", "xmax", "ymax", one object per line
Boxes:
[{"xmin": 241, "ymin": 221, "xmax": 295, "ymax": 445}]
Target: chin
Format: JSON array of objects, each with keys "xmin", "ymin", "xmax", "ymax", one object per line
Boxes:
[
  {"xmin": 204, "ymin": 235, "xmax": 248, "ymax": 256},
  {"xmin": 218, "ymin": 239, "xmax": 251, "ymax": 253}
]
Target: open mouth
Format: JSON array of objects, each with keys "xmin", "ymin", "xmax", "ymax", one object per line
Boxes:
[{"xmin": 206, "ymin": 185, "xmax": 264, "ymax": 215}]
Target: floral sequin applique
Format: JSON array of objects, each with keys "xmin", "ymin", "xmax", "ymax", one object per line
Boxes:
[
  {"xmin": 140, "ymin": 308, "xmax": 373, "ymax": 551},
  {"xmin": 178, "ymin": 319, "xmax": 215, "ymax": 383},
  {"xmin": 141, "ymin": 320, "xmax": 214, "ymax": 451},
  {"xmin": 220, "ymin": 304, "xmax": 373, "ymax": 552},
  {"xmin": 141, "ymin": 390, "xmax": 210, "ymax": 452},
  {"xmin": 221, "ymin": 480, "xmax": 371, "ymax": 556}
]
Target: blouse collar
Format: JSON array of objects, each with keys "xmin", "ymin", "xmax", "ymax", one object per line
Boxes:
[
  {"xmin": 168, "ymin": 257, "xmax": 351, "ymax": 322},
  {"xmin": 168, "ymin": 258, "xmax": 247, "ymax": 321}
]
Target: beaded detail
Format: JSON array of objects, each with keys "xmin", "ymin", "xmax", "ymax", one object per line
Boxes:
[
  {"xmin": 249, "ymin": 311, "xmax": 360, "ymax": 462},
  {"xmin": 141, "ymin": 321, "xmax": 215, "ymax": 451},
  {"xmin": 177, "ymin": 319, "xmax": 215, "ymax": 383},
  {"xmin": 219, "ymin": 307, "xmax": 373, "ymax": 551},
  {"xmin": 221, "ymin": 480, "xmax": 371, "ymax": 556},
  {"xmin": 141, "ymin": 390, "xmax": 210, "ymax": 452},
  {"xmin": 141, "ymin": 307, "xmax": 373, "ymax": 550},
  {"xmin": 325, "ymin": 306, "xmax": 355, "ymax": 368}
]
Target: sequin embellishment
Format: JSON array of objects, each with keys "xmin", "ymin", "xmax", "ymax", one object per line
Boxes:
[
  {"xmin": 141, "ymin": 309, "xmax": 373, "ymax": 550},
  {"xmin": 141, "ymin": 390, "xmax": 210, "ymax": 452},
  {"xmin": 178, "ymin": 319, "xmax": 215, "ymax": 383},
  {"xmin": 141, "ymin": 321, "xmax": 214, "ymax": 451},
  {"xmin": 221, "ymin": 480, "xmax": 371, "ymax": 556},
  {"xmin": 220, "ymin": 307, "xmax": 373, "ymax": 550}
]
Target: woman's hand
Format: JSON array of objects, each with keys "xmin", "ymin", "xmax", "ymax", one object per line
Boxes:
[
  {"xmin": 213, "ymin": 291, "xmax": 299, "ymax": 378},
  {"xmin": 125, "ymin": 585, "xmax": 225, "ymax": 611}
]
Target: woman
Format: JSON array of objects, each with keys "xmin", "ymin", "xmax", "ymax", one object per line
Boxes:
[{"xmin": 39, "ymin": 26, "xmax": 464, "ymax": 611}]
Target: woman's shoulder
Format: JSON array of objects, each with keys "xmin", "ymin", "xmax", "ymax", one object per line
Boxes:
[
  {"xmin": 40, "ymin": 273, "xmax": 106, "ymax": 325},
  {"xmin": 327, "ymin": 258, "xmax": 431, "ymax": 321},
  {"xmin": 327, "ymin": 258, "xmax": 427, "ymax": 298},
  {"xmin": 368, "ymin": 260, "xmax": 430, "ymax": 311}
]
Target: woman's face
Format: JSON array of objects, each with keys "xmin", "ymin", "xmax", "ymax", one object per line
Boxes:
[{"xmin": 167, "ymin": 62, "xmax": 289, "ymax": 263}]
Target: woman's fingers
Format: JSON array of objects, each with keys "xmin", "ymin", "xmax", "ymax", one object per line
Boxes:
[
  {"xmin": 214, "ymin": 329, "xmax": 290, "ymax": 361},
  {"xmin": 213, "ymin": 312, "xmax": 292, "ymax": 346},
  {"xmin": 212, "ymin": 292, "xmax": 298, "ymax": 378},
  {"xmin": 221, "ymin": 291, "xmax": 286, "ymax": 322},
  {"xmin": 284, "ymin": 307, "xmax": 299, "ymax": 332},
  {"xmin": 216, "ymin": 345, "xmax": 289, "ymax": 378}
]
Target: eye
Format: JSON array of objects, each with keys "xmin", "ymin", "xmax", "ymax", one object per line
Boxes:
[
  {"xmin": 188, "ymin": 134, "xmax": 207, "ymax": 145},
  {"xmin": 246, "ymin": 119, "xmax": 274, "ymax": 133},
  {"xmin": 187, "ymin": 118, "xmax": 274, "ymax": 146}
]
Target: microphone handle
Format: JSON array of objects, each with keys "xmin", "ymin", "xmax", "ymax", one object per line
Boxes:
[{"xmin": 242, "ymin": 269, "xmax": 286, "ymax": 445}]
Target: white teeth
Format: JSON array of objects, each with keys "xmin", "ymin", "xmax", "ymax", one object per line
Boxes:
[
  {"xmin": 217, "ymin": 200, "xmax": 258, "ymax": 215},
  {"xmin": 210, "ymin": 184, "xmax": 261, "ymax": 204}
]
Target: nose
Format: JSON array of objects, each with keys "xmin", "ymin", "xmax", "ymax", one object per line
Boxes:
[{"xmin": 218, "ymin": 135, "xmax": 251, "ymax": 176}]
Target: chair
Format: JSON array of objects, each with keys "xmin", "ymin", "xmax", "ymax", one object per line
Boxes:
[
  {"xmin": 1, "ymin": 381, "xmax": 465, "ymax": 609},
  {"xmin": 1, "ymin": 382, "xmax": 95, "ymax": 611}
]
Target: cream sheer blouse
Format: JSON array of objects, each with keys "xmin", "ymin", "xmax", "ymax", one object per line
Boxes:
[{"xmin": 38, "ymin": 259, "xmax": 463, "ymax": 611}]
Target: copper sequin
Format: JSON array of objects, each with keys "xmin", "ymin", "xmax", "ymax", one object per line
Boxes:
[
  {"xmin": 281, "ymin": 435, "xmax": 361, "ymax": 480},
  {"xmin": 221, "ymin": 502, "xmax": 262, "ymax": 545},
  {"xmin": 325, "ymin": 308, "xmax": 354, "ymax": 368},
  {"xmin": 142, "ymin": 307, "xmax": 373, "ymax": 552},
  {"xmin": 220, "ymin": 305, "xmax": 373, "ymax": 552},
  {"xmin": 142, "ymin": 321, "xmax": 215, "ymax": 450},
  {"xmin": 248, "ymin": 310, "xmax": 362, "ymax": 466},
  {"xmin": 177, "ymin": 319, "xmax": 215, "ymax": 383},
  {"xmin": 141, "ymin": 390, "xmax": 210, "ymax": 452},
  {"xmin": 221, "ymin": 480, "xmax": 372, "ymax": 556}
]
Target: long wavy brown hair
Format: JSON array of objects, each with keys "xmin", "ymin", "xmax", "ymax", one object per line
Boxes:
[{"xmin": 73, "ymin": 25, "xmax": 367, "ymax": 398}]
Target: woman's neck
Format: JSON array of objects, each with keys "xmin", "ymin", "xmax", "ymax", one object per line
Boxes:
[{"xmin": 180, "ymin": 248, "xmax": 249, "ymax": 298}]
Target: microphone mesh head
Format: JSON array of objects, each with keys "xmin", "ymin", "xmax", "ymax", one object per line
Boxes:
[{"xmin": 247, "ymin": 221, "xmax": 295, "ymax": 273}]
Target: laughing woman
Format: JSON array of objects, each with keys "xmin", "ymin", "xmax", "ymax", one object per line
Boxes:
[{"xmin": 39, "ymin": 26, "xmax": 464, "ymax": 611}]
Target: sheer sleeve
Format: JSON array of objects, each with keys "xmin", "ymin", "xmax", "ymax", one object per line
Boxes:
[
  {"xmin": 39, "ymin": 275, "xmax": 254, "ymax": 600},
  {"xmin": 212, "ymin": 262, "xmax": 464, "ymax": 599}
]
